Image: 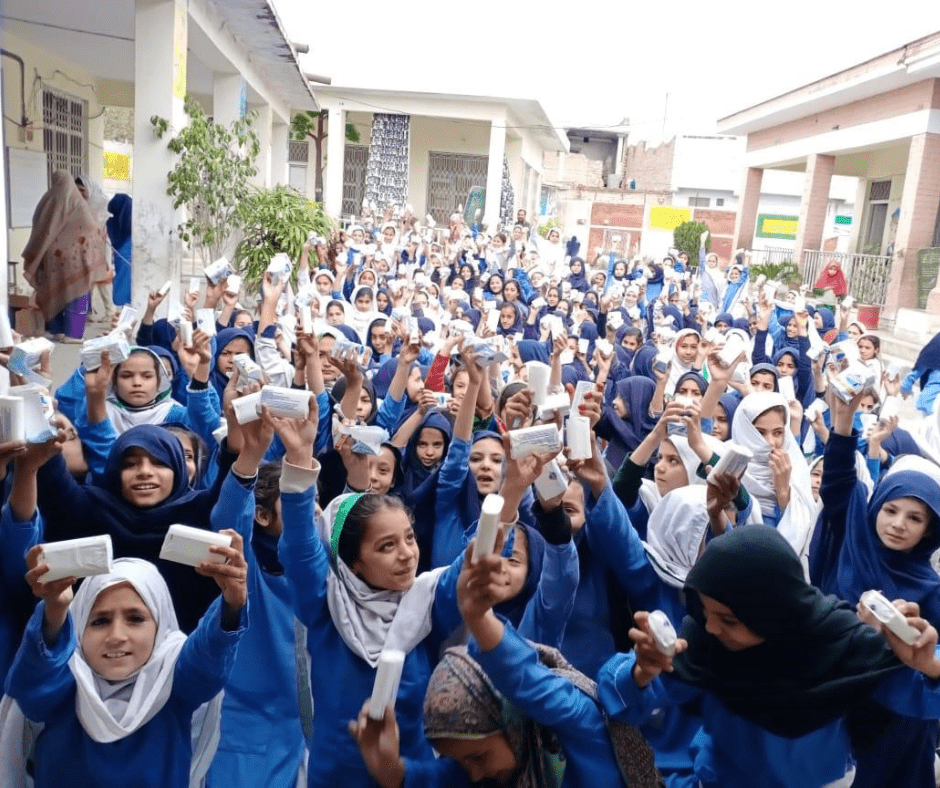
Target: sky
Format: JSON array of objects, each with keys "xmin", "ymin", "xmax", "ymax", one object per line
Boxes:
[{"xmin": 274, "ymin": 1, "xmax": 940, "ymax": 144}]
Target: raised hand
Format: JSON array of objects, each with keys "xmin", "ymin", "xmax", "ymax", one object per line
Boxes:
[
  {"xmin": 196, "ymin": 530, "xmax": 248, "ymax": 611},
  {"xmin": 629, "ymin": 611, "xmax": 688, "ymax": 687}
]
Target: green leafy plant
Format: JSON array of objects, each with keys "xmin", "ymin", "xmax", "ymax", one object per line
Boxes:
[
  {"xmin": 750, "ymin": 261, "xmax": 800, "ymax": 286},
  {"xmin": 233, "ymin": 185, "xmax": 334, "ymax": 290},
  {"xmin": 537, "ymin": 217, "xmax": 563, "ymax": 238},
  {"xmin": 673, "ymin": 220, "xmax": 710, "ymax": 264},
  {"xmin": 291, "ymin": 110, "xmax": 361, "ymax": 200},
  {"xmin": 151, "ymin": 95, "xmax": 260, "ymax": 265}
]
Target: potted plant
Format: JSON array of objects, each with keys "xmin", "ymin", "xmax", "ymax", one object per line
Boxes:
[{"xmin": 851, "ymin": 253, "xmax": 892, "ymax": 329}]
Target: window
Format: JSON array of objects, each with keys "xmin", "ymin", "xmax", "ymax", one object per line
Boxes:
[
  {"xmin": 716, "ymin": 198, "xmax": 724, "ymax": 207},
  {"xmin": 425, "ymin": 152, "xmax": 489, "ymax": 225},
  {"xmin": 288, "ymin": 141, "xmax": 309, "ymax": 163},
  {"xmin": 689, "ymin": 196, "xmax": 710, "ymax": 208},
  {"xmin": 42, "ymin": 87, "xmax": 87, "ymax": 182},
  {"xmin": 869, "ymin": 180, "xmax": 891, "ymax": 201},
  {"xmin": 864, "ymin": 179, "xmax": 891, "ymax": 253}
]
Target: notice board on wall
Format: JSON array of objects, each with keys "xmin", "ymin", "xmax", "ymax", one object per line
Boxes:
[{"xmin": 6, "ymin": 147, "xmax": 49, "ymax": 228}]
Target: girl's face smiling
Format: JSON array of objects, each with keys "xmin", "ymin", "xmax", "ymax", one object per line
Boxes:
[
  {"xmin": 351, "ymin": 507, "xmax": 418, "ymax": 591},
  {"xmin": 115, "ymin": 353, "xmax": 160, "ymax": 407},
  {"xmin": 876, "ymin": 497, "xmax": 932, "ymax": 552},
  {"xmin": 82, "ymin": 582, "xmax": 157, "ymax": 681},
  {"xmin": 120, "ymin": 447, "xmax": 175, "ymax": 508},
  {"xmin": 504, "ymin": 282, "xmax": 520, "ymax": 302},
  {"xmin": 367, "ymin": 447, "xmax": 398, "ymax": 495},
  {"xmin": 675, "ymin": 334, "xmax": 699, "ymax": 365}
]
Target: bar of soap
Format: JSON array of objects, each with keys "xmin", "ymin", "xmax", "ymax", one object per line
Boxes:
[
  {"xmin": 159, "ymin": 524, "xmax": 232, "ymax": 567},
  {"xmin": 40, "ymin": 535, "xmax": 113, "ymax": 582}
]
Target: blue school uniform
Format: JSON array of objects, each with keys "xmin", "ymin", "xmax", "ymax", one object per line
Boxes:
[
  {"xmin": 206, "ymin": 473, "xmax": 306, "ymax": 788},
  {"xmin": 277, "ymin": 465, "xmax": 465, "ymax": 788},
  {"xmin": 5, "ymin": 596, "xmax": 245, "ymax": 788},
  {"xmin": 0, "ymin": 504, "xmax": 41, "ymax": 685}
]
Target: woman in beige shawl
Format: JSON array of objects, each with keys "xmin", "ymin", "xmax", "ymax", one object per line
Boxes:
[{"xmin": 22, "ymin": 171, "xmax": 107, "ymax": 342}]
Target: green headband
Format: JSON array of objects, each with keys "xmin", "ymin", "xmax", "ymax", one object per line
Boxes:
[{"xmin": 331, "ymin": 493, "xmax": 366, "ymax": 563}]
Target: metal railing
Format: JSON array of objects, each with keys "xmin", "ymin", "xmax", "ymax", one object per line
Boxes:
[
  {"xmin": 748, "ymin": 246, "xmax": 795, "ymax": 269},
  {"xmin": 801, "ymin": 249, "xmax": 893, "ymax": 306}
]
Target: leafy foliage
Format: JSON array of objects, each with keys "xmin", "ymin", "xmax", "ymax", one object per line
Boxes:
[
  {"xmin": 234, "ymin": 185, "xmax": 334, "ymax": 290},
  {"xmin": 537, "ymin": 217, "xmax": 563, "ymax": 238},
  {"xmin": 151, "ymin": 95, "xmax": 260, "ymax": 264},
  {"xmin": 673, "ymin": 220, "xmax": 710, "ymax": 264},
  {"xmin": 290, "ymin": 110, "xmax": 360, "ymax": 199},
  {"xmin": 751, "ymin": 261, "xmax": 800, "ymax": 286}
]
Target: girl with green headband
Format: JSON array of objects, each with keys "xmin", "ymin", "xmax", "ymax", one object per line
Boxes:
[{"xmin": 264, "ymin": 400, "xmax": 468, "ymax": 788}]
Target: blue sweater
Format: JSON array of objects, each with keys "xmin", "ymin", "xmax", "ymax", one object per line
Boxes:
[
  {"xmin": 599, "ymin": 648, "xmax": 940, "ymax": 788},
  {"xmin": 0, "ymin": 503, "xmax": 41, "ymax": 685},
  {"xmin": 206, "ymin": 472, "xmax": 306, "ymax": 788},
  {"xmin": 404, "ymin": 624, "xmax": 625, "ymax": 787},
  {"xmin": 278, "ymin": 466, "xmax": 464, "ymax": 788},
  {"xmin": 5, "ymin": 595, "xmax": 246, "ymax": 788}
]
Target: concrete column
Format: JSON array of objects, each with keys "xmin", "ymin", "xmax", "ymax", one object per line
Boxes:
[
  {"xmin": 252, "ymin": 103, "xmax": 273, "ymax": 187},
  {"xmin": 896, "ymin": 133, "xmax": 940, "ymax": 315},
  {"xmin": 793, "ymin": 154, "xmax": 835, "ymax": 273},
  {"xmin": 615, "ymin": 135, "xmax": 625, "ymax": 178},
  {"xmin": 132, "ymin": 0, "xmax": 187, "ymax": 311},
  {"xmin": 212, "ymin": 73, "xmax": 243, "ymax": 128},
  {"xmin": 734, "ymin": 167, "xmax": 763, "ymax": 252},
  {"xmin": 271, "ymin": 121, "xmax": 289, "ymax": 187},
  {"xmin": 484, "ymin": 119, "xmax": 506, "ymax": 229},
  {"xmin": 324, "ymin": 107, "xmax": 345, "ymax": 219}
]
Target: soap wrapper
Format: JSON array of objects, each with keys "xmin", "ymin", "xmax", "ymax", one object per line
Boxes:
[
  {"xmin": 160, "ymin": 525, "xmax": 232, "ymax": 567},
  {"xmin": 40, "ymin": 535, "xmax": 113, "ymax": 582}
]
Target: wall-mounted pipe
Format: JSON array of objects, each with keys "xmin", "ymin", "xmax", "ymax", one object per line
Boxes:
[{"xmin": 0, "ymin": 49, "xmax": 28, "ymax": 128}]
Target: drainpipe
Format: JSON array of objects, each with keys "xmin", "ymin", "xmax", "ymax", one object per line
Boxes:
[{"xmin": 0, "ymin": 49, "xmax": 29, "ymax": 129}]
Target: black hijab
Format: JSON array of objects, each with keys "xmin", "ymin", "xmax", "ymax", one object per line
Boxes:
[{"xmin": 671, "ymin": 525, "xmax": 903, "ymax": 738}]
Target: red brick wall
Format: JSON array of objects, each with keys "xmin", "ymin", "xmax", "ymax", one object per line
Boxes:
[
  {"xmin": 591, "ymin": 203, "xmax": 645, "ymax": 227},
  {"xmin": 623, "ymin": 139, "xmax": 675, "ymax": 193},
  {"xmin": 692, "ymin": 208, "xmax": 737, "ymax": 264}
]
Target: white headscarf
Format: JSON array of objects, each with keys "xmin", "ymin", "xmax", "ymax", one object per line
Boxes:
[
  {"xmin": 104, "ymin": 347, "xmax": 178, "ymax": 434},
  {"xmin": 731, "ymin": 392, "xmax": 816, "ymax": 576},
  {"xmin": 319, "ymin": 494, "xmax": 446, "ymax": 668},
  {"xmin": 911, "ymin": 397, "xmax": 940, "ymax": 468},
  {"xmin": 665, "ymin": 328, "xmax": 700, "ymax": 397},
  {"xmin": 643, "ymin": 486, "xmax": 711, "ymax": 588},
  {"xmin": 637, "ymin": 433, "xmax": 719, "ymax": 514},
  {"xmin": 0, "ymin": 559, "xmax": 221, "ymax": 788},
  {"xmin": 347, "ymin": 285, "xmax": 382, "ymax": 343}
]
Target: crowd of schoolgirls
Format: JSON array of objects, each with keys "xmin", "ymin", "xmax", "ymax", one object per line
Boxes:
[{"xmin": 5, "ymin": 200, "xmax": 940, "ymax": 788}]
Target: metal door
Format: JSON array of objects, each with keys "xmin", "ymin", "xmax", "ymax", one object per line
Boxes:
[
  {"xmin": 425, "ymin": 152, "xmax": 489, "ymax": 225},
  {"xmin": 342, "ymin": 145, "xmax": 369, "ymax": 221}
]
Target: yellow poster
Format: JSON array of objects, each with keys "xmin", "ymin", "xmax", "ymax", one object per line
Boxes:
[
  {"xmin": 173, "ymin": 3, "xmax": 187, "ymax": 99},
  {"xmin": 649, "ymin": 206, "xmax": 691, "ymax": 230},
  {"xmin": 104, "ymin": 152, "xmax": 131, "ymax": 181}
]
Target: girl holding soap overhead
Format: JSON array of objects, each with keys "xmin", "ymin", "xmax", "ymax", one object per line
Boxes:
[
  {"xmin": 809, "ymin": 388, "xmax": 940, "ymax": 788},
  {"xmin": 17, "ymin": 424, "xmax": 238, "ymax": 633},
  {"xmin": 0, "ymin": 547, "xmax": 247, "ymax": 788}
]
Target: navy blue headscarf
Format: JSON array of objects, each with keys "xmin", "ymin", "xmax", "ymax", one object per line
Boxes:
[
  {"xmin": 568, "ymin": 258, "xmax": 590, "ymax": 292},
  {"xmin": 210, "ymin": 327, "xmax": 255, "ymax": 398},
  {"xmin": 106, "ymin": 194, "xmax": 132, "ymax": 249},
  {"xmin": 601, "ymin": 377, "xmax": 657, "ymax": 469},
  {"xmin": 716, "ymin": 393, "xmax": 740, "ymax": 439},
  {"xmin": 493, "ymin": 524, "xmax": 546, "ymax": 627}
]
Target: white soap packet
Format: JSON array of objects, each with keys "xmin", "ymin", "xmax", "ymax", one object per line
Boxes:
[
  {"xmin": 0, "ymin": 396, "xmax": 26, "ymax": 442},
  {"xmin": 830, "ymin": 362, "xmax": 875, "ymax": 404},
  {"xmin": 116, "ymin": 305, "xmax": 139, "ymax": 334},
  {"xmin": 188, "ymin": 277, "xmax": 201, "ymax": 295},
  {"xmin": 879, "ymin": 395, "xmax": 900, "ymax": 423},
  {"xmin": 233, "ymin": 354, "xmax": 264, "ymax": 392},
  {"xmin": 204, "ymin": 257, "xmax": 234, "ymax": 285},
  {"xmin": 160, "ymin": 525, "xmax": 232, "ymax": 567},
  {"xmin": 472, "ymin": 494, "xmax": 504, "ymax": 561},
  {"xmin": 804, "ymin": 399, "xmax": 829, "ymax": 423},
  {"xmin": 158, "ymin": 280, "xmax": 173, "ymax": 297},
  {"xmin": 40, "ymin": 535, "xmax": 113, "ymax": 582},
  {"xmin": 595, "ymin": 338, "xmax": 614, "ymax": 358},
  {"xmin": 80, "ymin": 333, "xmax": 131, "ymax": 372},
  {"xmin": 232, "ymin": 391, "xmax": 263, "ymax": 425},
  {"xmin": 8, "ymin": 338, "xmax": 55, "ymax": 377},
  {"xmin": 508, "ymin": 424, "xmax": 562, "ymax": 459},
  {"xmin": 267, "ymin": 253, "xmax": 293, "ymax": 285},
  {"xmin": 259, "ymin": 386, "xmax": 312, "ymax": 419},
  {"xmin": 537, "ymin": 391, "xmax": 571, "ymax": 421},
  {"xmin": 178, "ymin": 321, "xmax": 194, "ymax": 347},
  {"xmin": 331, "ymin": 338, "xmax": 373, "ymax": 368},
  {"xmin": 707, "ymin": 443, "xmax": 754, "ymax": 484},
  {"xmin": 566, "ymin": 415, "xmax": 593, "ymax": 461},
  {"xmin": 777, "ymin": 374, "xmax": 796, "ymax": 403},
  {"xmin": 648, "ymin": 610, "xmax": 678, "ymax": 656},
  {"xmin": 369, "ymin": 650, "xmax": 406, "ymax": 720},
  {"xmin": 225, "ymin": 274, "xmax": 242, "ymax": 294},
  {"xmin": 195, "ymin": 308, "xmax": 217, "ymax": 338},
  {"xmin": 860, "ymin": 590, "xmax": 920, "ymax": 645},
  {"xmin": 533, "ymin": 459, "xmax": 567, "ymax": 500}
]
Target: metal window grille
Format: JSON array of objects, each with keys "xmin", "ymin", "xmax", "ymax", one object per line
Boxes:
[
  {"xmin": 342, "ymin": 145, "xmax": 369, "ymax": 220},
  {"xmin": 425, "ymin": 152, "xmax": 489, "ymax": 225},
  {"xmin": 868, "ymin": 180, "xmax": 891, "ymax": 201},
  {"xmin": 288, "ymin": 140, "xmax": 309, "ymax": 163},
  {"xmin": 716, "ymin": 198, "xmax": 725, "ymax": 207},
  {"xmin": 689, "ymin": 196, "xmax": 710, "ymax": 207},
  {"xmin": 42, "ymin": 87, "xmax": 87, "ymax": 182}
]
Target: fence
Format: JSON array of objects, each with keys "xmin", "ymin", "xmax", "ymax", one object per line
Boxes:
[
  {"xmin": 748, "ymin": 246, "xmax": 794, "ymax": 269},
  {"xmin": 801, "ymin": 249, "xmax": 893, "ymax": 306},
  {"xmin": 918, "ymin": 248, "xmax": 940, "ymax": 309}
]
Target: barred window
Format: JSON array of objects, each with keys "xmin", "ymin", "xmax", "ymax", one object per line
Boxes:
[{"xmin": 42, "ymin": 87, "xmax": 87, "ymax": 181}]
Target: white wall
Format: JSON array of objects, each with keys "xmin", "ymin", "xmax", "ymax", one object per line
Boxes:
[{"xmin": 2, "ymin": 29, "xmax": 105, "ymax": 260}]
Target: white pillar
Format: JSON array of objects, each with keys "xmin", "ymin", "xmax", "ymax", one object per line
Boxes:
[
  {"xmin": 133, "ymin": 0, "xmax": 187, "ymax": 311},
  {"xmin": 615, "ymin": 135, "xmax": 625, "ymax": 177},
  {"xmin": 271, "ymin": 122, "xmax": 289, "ymax": 187},
  {"xmin": 212, "ymin": 73, "xmax": 243, "ymax": 128},
  {"xmin": 324, "ymin": 107, "xmax": 344, "ymax": 219},
  {"xmin": 484, "ymin": 119, "xmax": 506, "ymax": 229},
  {"xmin": 253, "ymin": 104, "xmax": 273, "ymax": 187}
]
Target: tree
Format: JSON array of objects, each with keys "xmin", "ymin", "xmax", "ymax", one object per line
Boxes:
[
  {"xmin": 234, "ymin": 184, "xmax": 334, "ymax": 289},
  {"xmin": 151, "ymin": 95, "xmax": 260, "ymax": 265},
  {"xmin": 673, "ymin": 220, "xmax": 710, "ymax": 267},
  {"xmin": 291, "ymin": 111, "xmax": 360, "ymax": 200}
]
